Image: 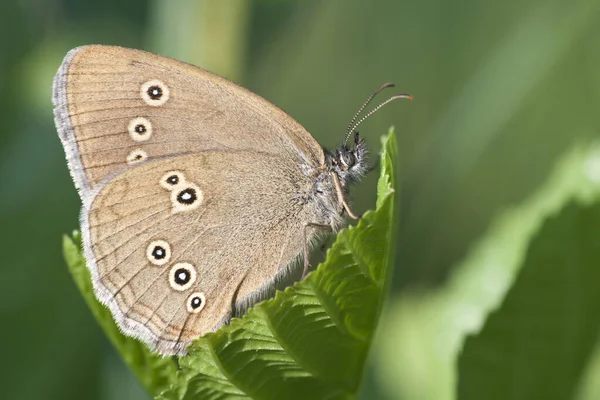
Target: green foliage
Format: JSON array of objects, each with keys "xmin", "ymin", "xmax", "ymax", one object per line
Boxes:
[
  {"xmin": 373, "ymin": 141, "xmax": 600, "ymax": 400},
  {"xmin": 458, "ymin": 200, "xmax": 600, "ymax": 399},
  {"xmin": 63, "ymin": 232, "xmax": 179, "ymax": 395},
  {"xmin": 62, "ymin": 129, "xmax": 398, "ymax": 399}
]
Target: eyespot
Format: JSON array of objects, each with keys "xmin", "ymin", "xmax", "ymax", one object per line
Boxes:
[
  {"xmin": 160, "ymin": 171, "xmax": 186, "ymax": 190},
  {"xmin": 126, "ymin": 149, "xmax": 148, "ymax": 165},
  {"xmin": 171, "ymin": 183, "xmax": 203, "ymax": 213},
  {"xmin": 186, "ymin": 292, "xmax": 206, "ymax": 313},
  {"xmin": 146, "ymin": 240, "xmax": 171, "ymax": 266},
  {"xmin": 141, "ymin": 80, "xmax": 169, "ymax": 106},
  {"xmin": 340, "ymin": 151, "xmax": 355, "ymax": 168},
  {"xmin": 169, "ymin": 262, "xmax": 197, "ymax": 291},
  {"xmin": 177, "ymin": 188, "xmax": 197, "ymax": 204},
  {"xmin": 128, "ymin": 117, "xmax": 153, "ymax": 141}
]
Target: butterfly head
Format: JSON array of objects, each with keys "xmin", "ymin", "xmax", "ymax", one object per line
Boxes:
[
  {"xmin": 325, "ymin": 83, "xmax": 412, "ymax": 187},
  {"xmin": 327, "ymin": 131, "xmax": 369, "ymax": 186}
]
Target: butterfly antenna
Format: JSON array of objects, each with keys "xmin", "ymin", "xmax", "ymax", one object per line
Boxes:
[
  {"xmin": 347, "ymin": 93, "xmax": 413, "ymax": 136},
  {"xmin": 343, "ymin": 82, "xmax": 396, "ymax": 147}
]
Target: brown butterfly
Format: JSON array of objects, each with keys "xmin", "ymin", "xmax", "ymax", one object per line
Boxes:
[{"xmin": 52, "ymin": 45, "xmax": 410, "ymax": 355}]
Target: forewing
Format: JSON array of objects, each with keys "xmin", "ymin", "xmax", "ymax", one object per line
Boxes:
[{"xmin": 53, "ymin": 45, "xmax": 324, "ymax": 200}]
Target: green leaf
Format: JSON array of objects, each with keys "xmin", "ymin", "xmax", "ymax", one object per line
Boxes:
[
  {"xmin": 63, "ymin": 232, "xmax": 179, "ymax": 395},
  {"xmin": 458, "ymin": 199, "xmax": 600, "ymax": 400},
  {"xmin": 372, "ymin": 140, "xmax": 600, "ymax": 400},
  {"xmin": 63, "ymin": 129, "xmax": 398, "ymax": 399}
]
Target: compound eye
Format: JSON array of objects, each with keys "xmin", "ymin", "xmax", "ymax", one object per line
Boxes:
[{"xmin": 340, "ymin": 152, "xmax": 356, "ymax": 168}]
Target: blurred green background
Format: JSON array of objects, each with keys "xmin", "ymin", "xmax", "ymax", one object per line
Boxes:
[{"xmin": 2, "ymin": 0, "xmax": 600, "ymax": 399}]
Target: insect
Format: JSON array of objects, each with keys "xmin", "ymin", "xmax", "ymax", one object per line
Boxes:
[{"xmin": 53, "ymin": 45, "xmax": 410, "ymax": 355}]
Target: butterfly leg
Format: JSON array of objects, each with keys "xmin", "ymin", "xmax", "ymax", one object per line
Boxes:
[
  {"xmin": 302, "ymin": 222, "xmax": 331, "ymax": 279},
  {"xmin": 331, "ymin": 172, "xmax": 361, "ymax": 220},
  {"xmin": 227, "ymin": 271, "xmax": 249, "ymax": 324}
]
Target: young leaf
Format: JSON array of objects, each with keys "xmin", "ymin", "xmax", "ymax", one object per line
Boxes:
[{"xmin": 63, "ymin": 129, "xmax": 398, "ymax": 399}]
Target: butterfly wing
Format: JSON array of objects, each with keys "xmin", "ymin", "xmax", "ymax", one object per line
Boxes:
[
  {"xmin": 53, "ymin": 45, "xmax": 325, "ymax": 200},
  {"xmin": 84, "ymin": 150, "xmax": 313, "ymax": 355}
]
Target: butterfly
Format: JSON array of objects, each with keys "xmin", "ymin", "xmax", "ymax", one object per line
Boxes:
[{"xmin": 52, "ymin": 45, "xmax": 410, "ymax": 355}]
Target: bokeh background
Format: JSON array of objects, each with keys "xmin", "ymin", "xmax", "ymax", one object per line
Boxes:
[{"xmin": 2, "ymin": 0, "xmax": 600, "ymax": 399}]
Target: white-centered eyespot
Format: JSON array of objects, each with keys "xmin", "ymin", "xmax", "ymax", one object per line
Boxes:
[
  {"xmin": 128, "ymin": 117, "xmax": 153, "ymax": 142},
  {"xmin": 146, "ymin": 240, "xmax": 171, "ymax": 266},
  {"xmin": 126, "ymin": 149, "xmax": 148, "ymax": 165},
  {"xmin": 186, "ymin": 292, "xmax": 206, "ymax": 313},
  {"xmin": 171, "ymin": 183, "xmax": 203, "ymax": 213},
  {"xmin": 169, "ymin": 262, "xmax": 197, "ymax": 291},
  {"xmin": 160, "ymin": 171, "xmax": 186, "ymax": 190},
  {"xmin": 141, "ymin": 79, "xmax": 169, "ymax": 106}
]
